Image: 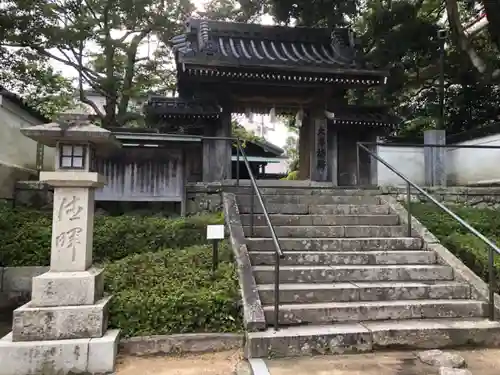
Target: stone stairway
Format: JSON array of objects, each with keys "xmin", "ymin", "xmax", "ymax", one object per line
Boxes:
[{"xmin": 231, "ymin": 187, "xmax": 500, "ymax": 358}]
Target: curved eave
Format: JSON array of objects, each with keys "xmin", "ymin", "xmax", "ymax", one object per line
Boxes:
[
  {"xmin": 331, "ymin": 118, "xmax": 399, "ymax": 128},
  {"xmin": 178, "ymin": 65, "xmax": 387, "ymax": 86},
  {"xmin": 146, "ymin": 113, "xmax": 221, "ymax": 120}
]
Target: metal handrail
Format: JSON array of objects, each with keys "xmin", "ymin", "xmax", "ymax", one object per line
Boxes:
[
  {"xmin": 235, "ymin": 139, "xmax": 285, "ymax": 331},
  {"xmin": 357, "ymin": 142, "xmax": 499, "ymax": 320}
]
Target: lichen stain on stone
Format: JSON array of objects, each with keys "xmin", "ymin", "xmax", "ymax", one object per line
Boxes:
[{"xmin": 73, "ymin": 344, "xmax": 81, "ymax": 359}]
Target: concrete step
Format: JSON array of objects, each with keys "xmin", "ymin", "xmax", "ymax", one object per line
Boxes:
[
  {"xmin": 237, "ymin": 194, "xmax": 381, "ymax": 206},
  {"xmin": 250, "ymin": 250, "xmax": 436, "ymax": 266},
  {"xmin": 226, "ymin": 186, "xmax": 381, "ymax": 196},
  {"xmin": 245, "ymin": 318, "xmax": 500, "ymax": 358},
  {"xmin": 253, "ymin": 265, "xmax": 454, "ymax": 284},
  {"xmin": 238, "ymin": 203, "xmax": 391, "ymax": 215},
  {"xmin": 263, "ymin": 299, "xmax": 486, "ymax": 325},
  {"xmin": 257, "ymin": 281, "xmax": 471, "ymax": 304},
  {"xmin": 310, "ymin": 204, "xmax": 391, "ymax": 215},
  {"xmin": 240, "ymin": 214, "xmax": 400, "ymax": 226},
  {"xmin": 244, "ymin": 225, "xmax": 408, "ymax": 238},
  {"xmin": 246, "ymin": 237, "xmax": 423, "ymax": 251}
]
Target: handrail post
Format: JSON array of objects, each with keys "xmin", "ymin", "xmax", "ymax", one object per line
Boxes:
[
  {"xmin": 489, "ymin": 247, "xmax": 496, "ymax": 320},
  {"xmin": 274, "ymin": 250, "xmax": 281, "ymax": 330},
  {"xmin": 236, "ymin": 140, "xmax": 240, "ymax": 186},
  {"xmin": 250, "ymin": 185, "xmax": 255, "ymax": 236},
  {"xmin": 406, "ymin": 182, "xmax": 412, "ymax": 237},
  {"xmin": 356, "ymin": 142, "xmax": 361, "ymax": 187}
]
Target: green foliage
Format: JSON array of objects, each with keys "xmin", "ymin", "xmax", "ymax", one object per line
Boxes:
[
  {"xmin": 231, "ymin": 119, "xmax": 263, "ymax": 149},
  {"xmin": 268, "ymin": 0, "xmax": 500, "ymax": 138},
  {"xmin": 0, "ymin": 206, "xmax": 223, "ymax": 266},
  {"xmin": 1, "ymin": 0, "xmax": 193, "ymax": 127},
  {"xmin": 410, "ymin": 203, "xmax": 500, "ymax": 291},
  {"xmin": 283, "ymin": 135, "xmax": 299, "ymax": 173},
  {"xmin": 0, "ymin": 48, "xmax": 74, "ymax": 120},
  {"xmin": 104, "ymin": 243, "xmax": 242, "ymax": 337},
  {"xmin": 0, "ymin": 205, "xmax": 241, "ymax": 336},
  {"xmin": 282, "ymin": 170, "xmax": 299, "ymax": 180},
  {"xmin": 232, "ymin": 120, "xmax": 261, "ymax": 142}
]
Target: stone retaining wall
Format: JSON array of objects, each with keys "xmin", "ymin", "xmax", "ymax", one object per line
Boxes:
[
  {"xmin": 14, "ymin": 181, "xmax": 225, "ymax": 215},
  {"xmin": 14, "ymin": 181, "xmax": 500, "ymax": 213},
  {"xmin": 380, "ymin": 186, "xmax": 500, "ymax": 209}
]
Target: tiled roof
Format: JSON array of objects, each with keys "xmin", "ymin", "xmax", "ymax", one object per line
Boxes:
[
  {"xmin": 326, "ymin": 105, "xmax": 400, "ymax": 129},
  {"xmin": 144, "ymin": 96, "xmax": 222, "ymax": 119},
  {"xmin": 169, "ymin": 19, "xmax": 387, "ymax": 85}
]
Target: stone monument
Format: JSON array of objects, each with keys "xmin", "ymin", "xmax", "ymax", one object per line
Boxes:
[{"xmin": 0, "ymin": 122, "xmax": 121, "ymax": 375}]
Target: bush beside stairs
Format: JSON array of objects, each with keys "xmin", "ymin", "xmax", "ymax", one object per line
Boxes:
[{"xmin": 223, "ymin": 186, "xmax": 500, "ymax": 358}]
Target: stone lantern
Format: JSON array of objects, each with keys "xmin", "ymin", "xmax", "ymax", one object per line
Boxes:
[{"xmin": 0, "ymin": 122, "xmax": 121, "ymax": 375}]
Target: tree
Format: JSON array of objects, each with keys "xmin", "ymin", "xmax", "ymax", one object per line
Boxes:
[
  {"xmin": 1, "ymin": 0, "xmax": 194, "ymax": 127},
  {"xmin": 444, "ymin": 0, "xmax": 500, "ymax": 82},
  {"xmin": 199, "ymin": 0, "xmax": 268, "ymax": 22},
  {"xmin": 232, "ymin": 119, "xmax": 262, "ymax": 148},
  {"xmin": 283, "ymin": 135, "xmax": 299, "ymax": 172},
  {"xmin": 0, "ymin": 46, "xmax": 74, "ymax": 119},
  {"xmin": 267, "ymin": 0, "xmax": 500, "ymax": 138}
]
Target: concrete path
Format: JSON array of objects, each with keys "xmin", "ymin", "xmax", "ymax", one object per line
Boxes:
[
  {"xmin": 264, "ymin": 349, "xmax": 500, "ymax": 375},
  {"xmin": 265, "ymin": 352, "xmax": 433, "ymax": 375},
  {"xmin": 116, "ymin": 350, "xmax": 241, "ymax": 375},
  {"xmin": 95, "ymin": 347, "xmax": 500, "ymax": 375}
]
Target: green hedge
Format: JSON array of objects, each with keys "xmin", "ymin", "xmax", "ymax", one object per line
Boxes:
[
  {"xmin": 0, "ymin": 206, "xmax": 223, "ymax": 266},
  {"xmin": 410, "ymin": 203, "xmax": 500, "ymax": 291},
  {"xmin": 104, "ymin": 243, "xmax": 242, "ymax": 337}
]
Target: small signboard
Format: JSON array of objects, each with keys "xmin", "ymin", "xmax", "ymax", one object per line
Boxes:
[{"xmin": 206, "ymin": 224, "xmax": 225, "ymax": 240}]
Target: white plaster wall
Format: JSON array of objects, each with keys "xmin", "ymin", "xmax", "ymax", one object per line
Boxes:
[
  {"xmin": 0, "ymin": 96, "xmax": 55, "ymax": 197},
  {"xmin": 376, "ymin": 145, "xmax": 425, "ymax": 186},
  {"xmin": 447, "ymin": 133, "xmax": 500, "ymax": 185}
]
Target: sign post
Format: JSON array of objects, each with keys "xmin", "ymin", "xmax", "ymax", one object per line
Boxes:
[{"xmin": 206, "ymin": 224, "xmax": 225, "ymax": 277}]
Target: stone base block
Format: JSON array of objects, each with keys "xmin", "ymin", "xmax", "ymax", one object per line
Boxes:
[
  {"xmin": 0, "ymin": 329, "xmax": 120, "ymax": 375},
  {"xmin": 12, "ymin": 296, "xmax": 110, "ymax": 342},
  {"xmin": 31, "ymin": 267, "xmax": 104, "ymax": 307}
]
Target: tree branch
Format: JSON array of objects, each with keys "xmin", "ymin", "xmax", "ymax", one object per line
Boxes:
[
  {"xmin": 77, "ymin": 39, "xmax": 104, "ymax": 119},
  {"xmin": 445, "ymin": 0, "xmax": 500, "ymax": 80},
  {"xmin": 8, "ymin": 44, "xmax": 100, "ymax": 79},
  {"xmin": 117, "ymin": 28, "xmax": 152, "ymax": 119},
  {"xmin": 81, "ymin": 0, "xmax": 101, "ymax": 25}
]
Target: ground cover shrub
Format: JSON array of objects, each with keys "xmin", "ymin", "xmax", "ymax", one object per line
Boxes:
[
  {"xmin": 0, "ymin": 205, "xmax": 223, "ymax": 266},
  {"xmin": 410, "ymin": 203, "xmax": 500, "ymax": 290},
  {"xmin": 104, "ymin": 242, "xmax": 242, "ymax": 337}
]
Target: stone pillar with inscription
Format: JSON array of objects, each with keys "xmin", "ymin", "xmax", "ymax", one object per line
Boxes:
[{"xmin": 0, "ymin": 122, "xmax": 121, "ymax": 375}]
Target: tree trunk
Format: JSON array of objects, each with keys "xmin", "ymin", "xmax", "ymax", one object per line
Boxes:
[{"xmin": 482, "ymin": 1, "xmax": 500, "ymax": 51}]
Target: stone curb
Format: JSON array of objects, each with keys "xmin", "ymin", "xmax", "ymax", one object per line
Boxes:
[
  {"xmin": 119, "ymin": 333, "xmax": 243, "ymax": 356},
  {"xmin": 379, "ymin": 195, "xmax": 500, "ymax": 313},
  {"xmin": 223, "ymin": 192, "xmax": 267, "ymax": 332}
]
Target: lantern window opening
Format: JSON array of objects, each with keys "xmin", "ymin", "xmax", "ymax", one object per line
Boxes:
[{"xmin": 59, "ymin": 143, "xmax": 86, "ymax": 170}]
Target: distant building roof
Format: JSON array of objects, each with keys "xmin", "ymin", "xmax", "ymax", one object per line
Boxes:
[
  {"xmin": 106, "ymin": 127, "xmax": 284, "ymax": 157},
  {"xmin": 0, "ymin": 86, "xmax": 50, "ymax": 123},
  {"xmin": 144, "ymin": 96, "xmax": 222, "ymax": 119}
]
